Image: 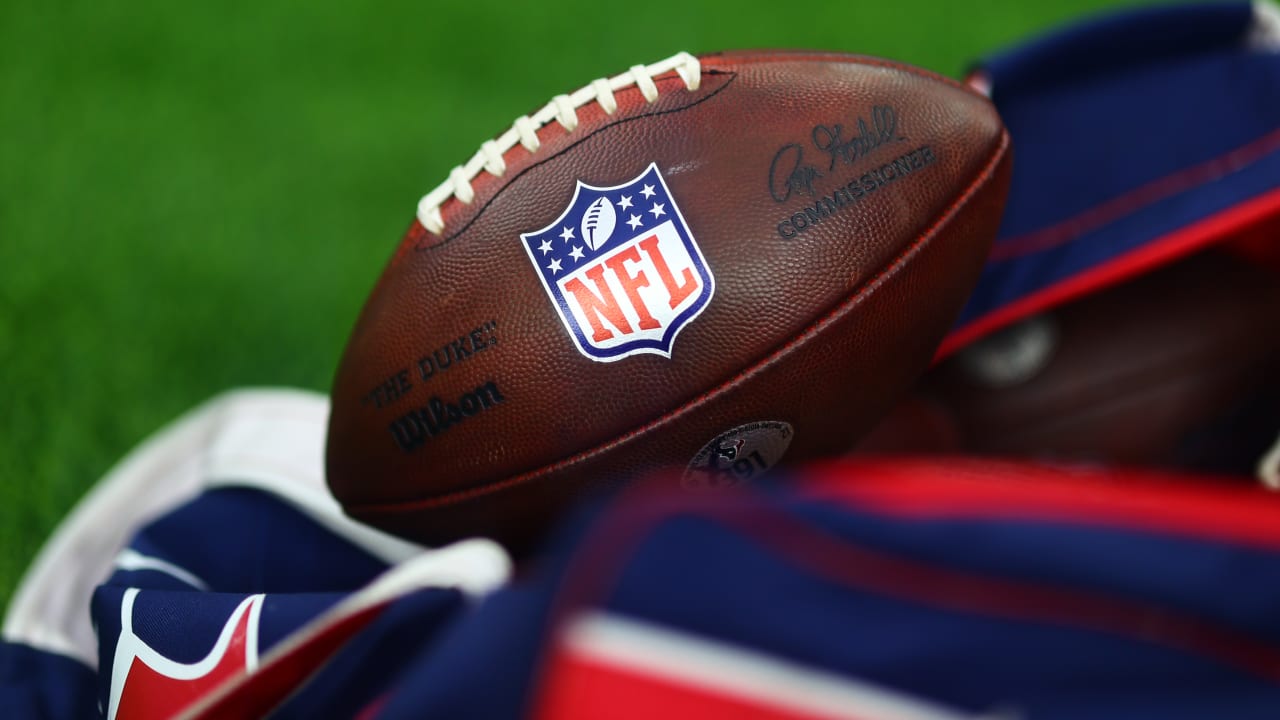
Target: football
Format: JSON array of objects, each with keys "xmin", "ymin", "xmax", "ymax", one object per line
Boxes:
[
  {"xmin": 856, "ymin": 249, "xmax": 1280, "ymax": 476},
  {"xmin": 326, "ymin": 50, "xmax": 1012, "ymax": 548}
]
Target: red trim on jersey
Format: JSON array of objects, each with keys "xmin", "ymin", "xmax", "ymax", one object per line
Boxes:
[
  {"xmin": 992, "ymin": 127, "xmax": 1280, "ymax": 261},
  {"xmin": 535, "ymin": 650, "xmax": 866, "ymax": 720},
  {"xmin": 711, "ymin": 494, "xmax": 1280, "ymax": 683},
  {"xmin": 803, "ymin": 458, "xmax": 1280, "ymax": 549},
  {"xmin": 117, "ymin": 599, "xmax": 257, "ymax": 720},
  {"xmin": 937, "ymin": 185, "xmax": 1280, "ymax": 358},
  {"xmin": 536, "ymin": 458, "xmax": 1280, "ymax": 698},
  {"xmin": 183, "ymin": 602, "xmax": 386, "ymax": 719}
]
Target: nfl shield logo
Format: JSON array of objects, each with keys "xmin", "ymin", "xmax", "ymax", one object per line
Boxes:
[{"xmin": 520, "ymin": 163, "xmax": 714, "ymax": 362}]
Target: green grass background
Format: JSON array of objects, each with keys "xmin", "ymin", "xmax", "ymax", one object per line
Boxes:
[{"xmin": 1, "ymin": 0, "xmax": 1158, "ymax": 609}]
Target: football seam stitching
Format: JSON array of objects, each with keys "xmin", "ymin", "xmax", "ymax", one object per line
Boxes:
[
  {"xmin": 702, "ymin": 51, "xmax": 980, "ymax": 96},
  {"xmin": 349, "ymin": 128, "xmax": 1012, "ymax": 515},
  {"xmin": 410, "ymin": 53, "xmax": 988, "ymax": 251},
  {"xmin": 412, "ymin": 70, "xmax": 739, "ymax": 250}
]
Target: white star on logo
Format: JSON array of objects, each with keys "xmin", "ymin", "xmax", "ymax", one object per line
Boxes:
[
  {"xmin": 618, "ymin": 194, "xmax": 633, "ymax": 210},
  {"xmin": 649, "ymin": 202, "xmax": 666, "ymax": 218},
  {"xmin": 537, "ymin": 238, "xmax": 553, "ymax": 255},
  {"xmin": 626, "ymin": 214, "xmax": 643, "ymax": 230},
  {"xmin": 547, "ymin": 258, "xmax": 563, "ymax": 274},
  {"xmin": 569, "ymin": 246, "xmax": 584, "ymax": 262},
  {"xmin": 639, "ymin": 184, "xmax": 656, "ymax": 199},
  {"xmin": 559, "ymin": 226, "xmax": 575, "ymax": 242}
]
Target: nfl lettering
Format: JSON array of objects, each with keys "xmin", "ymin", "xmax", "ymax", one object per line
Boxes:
[{"xmin": 521, "ymin": 163, "xmax": 714, "ymax": 362}]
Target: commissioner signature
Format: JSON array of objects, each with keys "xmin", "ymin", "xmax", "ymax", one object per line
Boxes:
[{"xmin": 768, "ymin": 105, "xmax": 905, "ymax": 202}]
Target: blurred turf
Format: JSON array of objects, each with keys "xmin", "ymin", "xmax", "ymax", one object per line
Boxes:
[{"xmin": 0, "ymin": 0, "xmax": 1158, "ymax": 609}]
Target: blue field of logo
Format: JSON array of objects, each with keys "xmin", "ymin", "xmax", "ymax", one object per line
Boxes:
[{"xmin": 520, "ymin": 163, "xmax": 714, "ymax": 362}]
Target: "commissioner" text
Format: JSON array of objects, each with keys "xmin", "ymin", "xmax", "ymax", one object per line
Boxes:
[{"xmin": 776, "ymin": 145, "xmax": 937, "ymax": 239}]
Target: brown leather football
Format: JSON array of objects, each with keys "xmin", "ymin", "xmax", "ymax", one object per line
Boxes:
[
  {"xmin": 856, "ymin": 249, "xmax": 1280, "ymax": 476},
  {"xmin": 326, "ymin": 50, "xmax": 1012, "ymax": 548}
]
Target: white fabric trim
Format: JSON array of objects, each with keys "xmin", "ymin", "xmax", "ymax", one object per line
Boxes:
[
  {"xmin": 558, "ymin": 612, "xmax": 1011, "ymax": 720},
  {"xmin": 416, "ymin": 52, "xmax": 701, "ymax": 235},
  {"xmin": 197, "ymin": 398, "xmax": 426, "ymax": 565},
  {"xmin": 1250, "ymin": 0, "xmax": 1280, "ymax": 51},
  {"xmin": 178, "ymin": 539, "xmax": 510, "ymax": 719},
  {"xmin": 114, "ymin": 549, "xmax": 210, "ymax": 591},
  {"xmin": 1, "ymin": 390, "xmax": 278, "ymax": 666},
  {"xmin": 2, "ymin": 387, "xmax": 440, "ymax": 669}
]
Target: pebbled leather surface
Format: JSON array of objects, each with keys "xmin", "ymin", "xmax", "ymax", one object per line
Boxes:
[
  {"xmin": 326, "ymin": 50, "xmax": 1012, "ymax": 549},
  {"xmin": 909, "ymin": 251, "xmax": 1280, "ymax": 473}
]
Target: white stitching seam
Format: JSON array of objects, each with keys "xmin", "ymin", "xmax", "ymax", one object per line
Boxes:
[{"xmin": 416, "ymin": 51, "xmax": 702, "ymax": 235}]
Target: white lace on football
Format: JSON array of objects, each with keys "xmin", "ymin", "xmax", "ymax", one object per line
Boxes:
[{"xmin": 416, "ymin": 51, "xmax": 702, "ymax": 235}]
